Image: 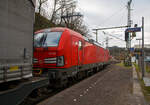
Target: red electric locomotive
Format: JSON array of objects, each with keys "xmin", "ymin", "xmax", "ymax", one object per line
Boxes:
[{"xmin": 33, "ymin": 27, "xmax": 110, "ymax": 88}]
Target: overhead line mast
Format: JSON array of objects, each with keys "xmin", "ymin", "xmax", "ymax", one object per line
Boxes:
[
  {"xmin": 127, "ymin": 0, "xmax": 132, "ymax": 49},
  {"xmin": 92, "ymin": 0, "xmax": 132, "ymax": 50}
]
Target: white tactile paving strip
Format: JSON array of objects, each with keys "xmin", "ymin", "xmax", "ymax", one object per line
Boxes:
[{"xmin": 133, "ymin": 65, "xmax": 147, "ymax": 104}]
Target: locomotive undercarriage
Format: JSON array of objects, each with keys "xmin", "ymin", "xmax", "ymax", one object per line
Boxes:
[{"xmin": 47, "ymin": 62, "xmax": 109, "ymax": 88}]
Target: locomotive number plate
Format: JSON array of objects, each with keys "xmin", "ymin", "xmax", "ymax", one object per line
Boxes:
[{"xmin": 9, "ymin": 66, "xmax": 19, "ymax": 71}]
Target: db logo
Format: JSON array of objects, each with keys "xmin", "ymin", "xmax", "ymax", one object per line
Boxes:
[{"xmin": 39, "ymin": 60, "xmax": 43, "ymax": 64}]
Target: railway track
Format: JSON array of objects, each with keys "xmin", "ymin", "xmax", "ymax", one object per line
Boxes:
[{"xmin": 20, "ymin": 88, "xmax": 60, "ymax": 105}]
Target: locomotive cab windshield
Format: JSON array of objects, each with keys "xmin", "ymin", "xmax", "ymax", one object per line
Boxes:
[
  {"xmin": 34, "ymin": 32, "xmax": 62, "ymax": 47},
  {"xmin": 33, "ymin": 31, "xmax": 65, "ymax": 70}
]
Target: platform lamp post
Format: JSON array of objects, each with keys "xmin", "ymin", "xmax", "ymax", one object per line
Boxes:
[
  {"xmin": 136, "ymin": 38, "xmax": 142, "ymax": 72},
  {"xmin": 141, "ymin": 17, "xmax": 145, "ymax": 79},
  {"xmin": 136, "ymin": 38, "xmax": 142, "ymax": 59}
]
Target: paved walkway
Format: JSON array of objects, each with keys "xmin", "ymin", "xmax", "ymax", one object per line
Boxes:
[
  {"xmin": 133, "ymin": 65, "xmax": 147, "ymax": 104},
  {"xmin": 37, "ymin": 65, "xmax": 147, "ymax": 105}
]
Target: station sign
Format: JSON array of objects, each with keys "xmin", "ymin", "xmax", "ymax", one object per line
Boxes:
[
  {"xmin": 130, "ymin": 48, "xmax": 134, "ymax": 52},
  {"xmin": 126, "ymin": 27, "xmax": 141, "ymax": 32}
]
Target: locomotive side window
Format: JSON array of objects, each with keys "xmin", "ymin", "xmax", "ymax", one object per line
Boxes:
[{"xmin": 79, "ymin": 41, "xmax": 82, "ymax": 50}]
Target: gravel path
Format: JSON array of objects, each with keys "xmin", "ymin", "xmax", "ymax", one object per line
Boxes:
[{"xmin": 37, "ymin": 64, "xmax": 146, "ymax": 105}]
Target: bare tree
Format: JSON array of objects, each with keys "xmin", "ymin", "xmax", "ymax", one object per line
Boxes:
[
  {"xmin": 50, "ymin": 0, "xmax": 76, "ymax": 24},
  {"xmin": 37, "ymin": 0, "xmax": 89, "ymax": 35},
  {"xmin": 50, "ymin": 0, "xmax": 61, "ymax": 23},
  {"xmin": 38, "ymin": 0, "xmax": 48, "ymax": 14}
]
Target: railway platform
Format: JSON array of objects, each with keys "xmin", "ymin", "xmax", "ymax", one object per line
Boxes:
[{"xmin": 37, "ymin": 64, "xmax": 147, "ymax": 105}]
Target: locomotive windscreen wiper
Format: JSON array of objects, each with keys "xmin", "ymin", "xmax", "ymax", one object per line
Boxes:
[{"xmin": 34, "ymin": 33, "xmax": 46, "ymax": 47}]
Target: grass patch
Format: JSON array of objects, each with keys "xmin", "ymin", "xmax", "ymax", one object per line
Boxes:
[
  {"xmin": 146, "ymin": 66, "xmax": 150, "ymax": 73},
  {"xmin": 116, "ymin": 62, "xmax": 124, "ymax": 67},
  {"xmin": 116, "ymin": 61, "xmax": 132, "ymax": 69},
  {"xmin": 133, "ymin": 63, "xmax": 150, "ymax": 103},
  {"xmin": 133, "ymin": 63, "xmax": 140, "ymax": 72},
  {"xmin": 139, "ymin": 79, "xmax": 150, "ymax": 102}
]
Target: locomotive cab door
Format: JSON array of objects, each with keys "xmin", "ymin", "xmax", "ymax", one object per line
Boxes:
[
  {"xmin": 78, "ymin": 40, "xmax": 84, "ymax": 66},
  {"xmin": 71, "ymin": 37, "xmax": 84, "ymax": 67}
]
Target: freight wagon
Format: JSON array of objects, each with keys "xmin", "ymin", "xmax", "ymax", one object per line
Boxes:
[
  {"xmin": 0, "ymin": 1, "xmax": 49, "ymax": 105},
  {"xmin": 0, "ymin": 0, "xmax": 35, "ymax": 83}
]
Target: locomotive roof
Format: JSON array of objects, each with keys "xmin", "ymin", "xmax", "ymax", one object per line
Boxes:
[
  {"xmin": 50, "ymin": 27, "xmax": 67, "ymax": 32},
  {"xmin": 53, "ymin": 27, "xmax": 83, "ymax": 38},
  {"xmin": 35, "ymin": 27, "xmax": 106, "ymax": 49},
  {"xmin": 36, "ymin": 27, "xmax": 84, "ymax": 38},
  {"xmin": 35, "ymin": 27, "xmax": 66, "ymax": 33}
]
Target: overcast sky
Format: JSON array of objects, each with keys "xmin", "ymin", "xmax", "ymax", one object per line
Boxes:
[
  {"xmin": 44, "ymin": 0, "xmax": 150, "ymax": 48},
  {"xmin": 77, "ymin": 0, "xmax": 150, "ymax": 48}
]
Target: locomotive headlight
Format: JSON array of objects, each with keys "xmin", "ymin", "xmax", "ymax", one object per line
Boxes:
[
  {"xmin": 57, "ymin": 56, "xmax": 64, "ymax": 66},
  {"xmin": 33, "ymin": 58, "xmax": 38, "ymax": 63}
]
